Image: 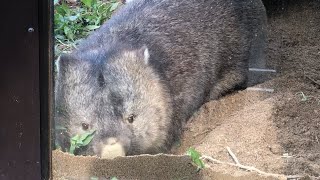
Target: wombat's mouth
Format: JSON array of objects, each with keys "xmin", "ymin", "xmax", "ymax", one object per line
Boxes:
[{"xmin": 99, "ymin": 137, "xmax": 126, "ymax": 159}]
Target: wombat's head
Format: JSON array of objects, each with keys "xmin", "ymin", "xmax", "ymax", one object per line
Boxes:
[{"xmin": 54, "ymin": 46, "xmax": 173, "ymax": 158}]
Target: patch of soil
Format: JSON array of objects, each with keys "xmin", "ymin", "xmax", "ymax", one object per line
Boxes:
[
  {"xmin": 173, "ymin": 1, "xmax": 320, "ymax": 178},
  {"xmin": 52, "ymin": 150, "xmax": 280, "ymax": 180}
]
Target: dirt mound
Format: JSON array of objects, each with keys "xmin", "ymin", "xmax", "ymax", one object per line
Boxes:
[{"xmin": 173, "ymin": 1, "xmax": 320, "ymax": 178}]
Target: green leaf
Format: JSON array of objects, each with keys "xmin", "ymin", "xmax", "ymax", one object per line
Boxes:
[
  {"xmin": 94, "ymin": 16, "xmax": 102, "ymax": 26},
  {"xmin": 71, "ymin": 134, "xmax": 81, "ymax": 142},
  {"xmin": 56, "ymin": 3, "xmax": 70, "ymax": 16},
  {"xmin": 81, "ymin": 0, "xmax": 93, "ymax": 8},
  {"xmin": 110, "ymin": 2, "xmax": 119, "ymax": 12},
  {"xmin": 63, "ymin": 26, "xmax": 74, "ymax": 40},
  {"xmin": 186, "ymin": 147, "xmax": 205, "ymax": 171},
  {"xmin": 69, "ymin": 134, "xmax": 80, "ymax": 154},
  {"xmin": 79, "ymin": 130, "xmax": 96, "ymax": 146},
  {"xmin": 54, "ymin": 0, "xmax": 59, "ymax": 5},
  {"xmin": 110, "ymin": 177, "xmax": 118, "ymax": 180},
  {"xmin": 69, "ymin": 130, "xmax": 96, "ymax": 154},
  {"xmin": 55, "ymin": 34, "xmax": 66, "ymax": 41},
  {"xmin": 67, "ymin": 15, "xmax": 79, "ymax": 21},
  {"xmin": 85, "ymin": 25, "xmax": 100, "ymax": 30},
  {"xmin": 69, "ymin": 145, "xmax": 76, "ymax": 154}
]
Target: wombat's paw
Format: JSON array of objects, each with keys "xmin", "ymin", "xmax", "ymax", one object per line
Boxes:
[{"xmin": 100, "ymin": 138, "xmax": 126, "ymax": 159}]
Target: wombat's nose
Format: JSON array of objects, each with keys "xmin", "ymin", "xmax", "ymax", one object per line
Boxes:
[
  {"xmin": 106, "ymin": 137, "xmax": 117, "ymax": 145},
  {"xmin": 100, "ymin": 137, "xmax": 126, "ymax": 159}
]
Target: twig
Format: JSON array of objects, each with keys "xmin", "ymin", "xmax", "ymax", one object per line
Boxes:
[
  {"xmin": 300, "ymin": 65, "xmax": 320, "ymax": 87},
  {"xmin": 226, "ymin": 146, "xmax": 240, "ymax": 165},
  {"xmin": 55, "ymin": 37, "xmax": 70, "ymax": 46},
  {"xmin": 247, "ymin": 87, "xmax": 275, "ymax": 93},
  {"xmin": 192, "ymin": 129, "xmax": 212, "ymax": 138},
  {"xmin": 305, "ymin": 75, "xmax": 320, "ymax": 86},
  {"xmin": 286, "ymin": 175, "xmax": 307, "ymax": 179},
  {"xmin": 201, "ymin": 155, "xmax": 287, "ymax": 179},
  {"xmin": 249, "ymin": 68, "xmax": 277, "ymax": 73},
  {"xmin": 281, "ymin": 153, "xmax": 293, "ymax": 158}
]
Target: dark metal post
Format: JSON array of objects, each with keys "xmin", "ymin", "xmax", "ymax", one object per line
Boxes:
[{"xmin": 0, "ymin": 0, "xmax": 53, "ymax": 179}]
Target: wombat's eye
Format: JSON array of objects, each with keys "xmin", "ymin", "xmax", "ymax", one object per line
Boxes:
[
  {"xmin": 127, "ymin": 114, "xmax": 135, "ymax": 123},
  {"xmin": 81, "ymin": 123, "xmax": 89, "ymax": 130}
]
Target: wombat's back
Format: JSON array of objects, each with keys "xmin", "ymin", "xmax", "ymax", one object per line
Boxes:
[{"xmin": 77, "ymin": 0, "xmax": 266, "ymax": 120}]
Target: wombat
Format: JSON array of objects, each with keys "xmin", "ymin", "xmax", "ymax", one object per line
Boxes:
[{"xmin": 55, "ymin": 0, "xmax": 267, "ymax": 158}]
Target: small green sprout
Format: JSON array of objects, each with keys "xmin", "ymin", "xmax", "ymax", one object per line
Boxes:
[
  {"xmin": 90, "ymin": 176, "xmax": 99, "ymax": 180},
  {"xmin": 186, "ymin": 147, "xmax": 205, "ymax": 171},
  {"xmin": 69, "ymin": 130, "xmax": 96, "ymax": 154},
  {"xmin": 296, "ymin": 91, "xmax": 320, "ymax": 104},
  {"xmin": 296, "ymin": 92, "xmax": 309, "ymax": 101}
]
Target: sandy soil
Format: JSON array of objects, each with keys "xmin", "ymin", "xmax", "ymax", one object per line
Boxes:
[{"xmin": 52, "ymin": 1, "xmax": 320, "ymax": 179}]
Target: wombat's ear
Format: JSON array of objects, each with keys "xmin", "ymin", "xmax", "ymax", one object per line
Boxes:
[
  {"xmin": 137, "ymin": 45, "xmax": 150, "ymax": 65},
  {"xmin": 55, "ymin": 53, "xmax": 77, "ymax": 75},
  {"xmin": 55, "ymin": 55, "xmax": 62, "ymax": 74}
]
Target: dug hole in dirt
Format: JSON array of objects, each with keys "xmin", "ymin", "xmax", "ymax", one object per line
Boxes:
[{"xmin": 52, "ymin": 1, "xmax": 320, "ymax": 179}]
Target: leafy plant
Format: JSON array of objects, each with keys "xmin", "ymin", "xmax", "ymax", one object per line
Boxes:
[
  {"xmin": 186, "ymin": 147, "xmax": 205, "ymax": 171},
  {"xmin": 69, "ymin": 130, "xmax": 96, "ymax": 154},
  {"xmin": 54, "ymin": 0, "xmax": 121, "ymax": 56}
]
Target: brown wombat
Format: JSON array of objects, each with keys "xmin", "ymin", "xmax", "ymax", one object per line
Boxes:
[{"xmin": 55, "ymin": 0, "xmax": 267, "ymax": 158}]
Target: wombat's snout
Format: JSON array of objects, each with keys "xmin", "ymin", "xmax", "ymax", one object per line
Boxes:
[{"xmin": 100, "ymin": 137, "xmax": 126, "ymax": 159}]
